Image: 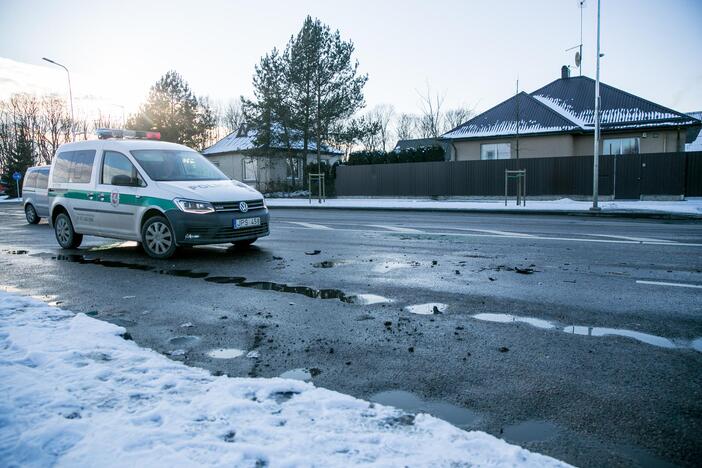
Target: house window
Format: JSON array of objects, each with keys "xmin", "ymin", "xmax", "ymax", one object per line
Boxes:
[
  {"xmin": 603, "ymin": 138, "xmax": 640, "ymax": 155},
  {"xmin": 242, "ymin": 157, "xmax": 257, "ymax": 181},
  {"xmin": 286, "ymin": 158, "xmax": 303, "ymax": 180},
  {"xmin": 481, "ymin": 143, "xmax": 511, "ymax": 160}
]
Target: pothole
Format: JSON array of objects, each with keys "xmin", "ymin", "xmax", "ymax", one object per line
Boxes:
[
  {"xmin": 168, "ymin": 336, "xmax": 200, "ymax": 347},
  {"xmin": 502, "ymin": 420, "xmax": 560, "ymax": 444},
  {"xmin": 405, "ymin": 303, "xmax": 447, "ymax": 315},
  {"xmin": 348, "ymin": 294, "xmax": 393, "ymax": 305},
  {"xmin": 207, "ymin": 348, "xmax": 245, "ymax": 359},
  {"xmin": 473, "ymin": 313, "xmax": 555, "ymax": 329},
  {"xmin": 279, "ymin": 367, "xmax": 322, "ymax": 381},
  {"xmin": 370, "ymin": 390, "xmax": 480, "ymax": 429}
]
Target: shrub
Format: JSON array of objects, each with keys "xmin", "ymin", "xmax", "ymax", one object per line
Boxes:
[{"xmin": 347, "ymin": 146, "xmax": 445, "ymax": 166}]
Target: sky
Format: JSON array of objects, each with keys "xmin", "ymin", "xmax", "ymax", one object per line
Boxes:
[{"xmin": 1, "ymin": 0, "xmax": 701, "ymax": 123}]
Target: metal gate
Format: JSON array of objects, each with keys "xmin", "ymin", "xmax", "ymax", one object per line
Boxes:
[{"xmin": 613, "ymin": 154, "xmax": 641, "ymax": 200}]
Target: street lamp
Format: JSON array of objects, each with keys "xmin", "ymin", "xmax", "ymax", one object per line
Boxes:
[
  {"xmin": 42, "ymin": 57, "xmax": 75, "ymax": 142},
  {"xmin": 590, "ymin": 0, "xmax": 602, "ymax": 210}
]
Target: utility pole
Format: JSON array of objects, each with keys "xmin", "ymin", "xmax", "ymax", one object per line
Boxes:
[
  {"xmin": 42, "ymin": 57, "xmax": 75, "ymax": 142},
  {"xmin": 515, "ymin": 77, "xmax": 520, "ymax": 161},
  {"xmin": 591, "ymin": 0, "xmax": 602, "ymax": 210}
]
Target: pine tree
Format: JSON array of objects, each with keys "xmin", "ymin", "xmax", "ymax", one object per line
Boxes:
[
  {"xmin": 128, "ymin": 71, "xmax": 215, "ymax": 149},
  {"xmin": 1, "ymin": 125, "xmax": 35, "ymax": 198}
]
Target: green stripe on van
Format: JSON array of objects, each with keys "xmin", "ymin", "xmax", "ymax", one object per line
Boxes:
[{"xmin": 50, "ymin": 190, "xmax": 176, "ymax": 210}]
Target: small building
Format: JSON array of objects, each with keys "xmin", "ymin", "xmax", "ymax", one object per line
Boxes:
[
  {"xmin": 442, "ymin": 69, "xmax": 701, "ymax": 160},
  {"xmin": 686, "ymin": 112, "xmax": 702, "ymax": 152},
  {"xmin": 202, "ymin": 127, "xmax": 342, "ymax": 192}
]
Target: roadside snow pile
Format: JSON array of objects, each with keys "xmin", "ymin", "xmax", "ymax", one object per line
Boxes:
[
  {"xmin": 0, "ymin": 195, "xmax": 21, "ymax": 203},
  {"xmin": 0, "ymin": 292, "xmax": 570, "ymax": 467},
  {"xmin": 264, "ymin": 189, "xmax": 310, "ymax": 198},
  {"xmin": 266, "ymin": 197, "xmax": 702, "ymax": 215}
]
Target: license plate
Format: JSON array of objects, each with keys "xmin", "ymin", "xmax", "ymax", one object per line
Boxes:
[{"xmin": 233, "ymin": 217, "xmax": 261, "ymax": 229}]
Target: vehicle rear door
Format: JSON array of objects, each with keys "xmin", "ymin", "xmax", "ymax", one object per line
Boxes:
[
  {"xmin": 50, "ymin": 150, "xmax": 100, "ymax": 233},
  {"xmin": 34, "ymin": 169, "xmax": 50, "ymax": 216}
]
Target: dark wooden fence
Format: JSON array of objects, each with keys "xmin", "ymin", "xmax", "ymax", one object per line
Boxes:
[{"xmin": 336, "ymin": 151, "xmax": 702, "ymax": 199}]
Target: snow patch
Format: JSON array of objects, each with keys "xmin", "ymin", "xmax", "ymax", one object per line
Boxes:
[{"xmin": 0, "ymin": 291, "xmax": 571, "ymax": 466}]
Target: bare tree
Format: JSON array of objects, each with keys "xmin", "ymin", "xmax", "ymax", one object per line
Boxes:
[
  {"xmin": 417, "ymin": 84, "xmax": 445, "ymax": 138},
  {"xmin": 36, "ymin": 96, "xmax": 71, "ymax": 164},
  {"xmin": 443, "ymin": 107, "xmax": 474, "ymax": 133},
  {"xmin": 395, "ymin": 113, "xmax": 418, "ymax": 141},
  {"xmin": 367, "ymin": 104, "xmax": 395, "ymax": 152},
  {"xmin": 222, "ymin": 99, "xmax": 245, "ymax": 134}
]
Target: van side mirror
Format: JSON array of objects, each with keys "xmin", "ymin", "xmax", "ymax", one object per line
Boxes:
[{"xmin": 111, "ymin": 174, "xmax": 138, "ymax": 186}]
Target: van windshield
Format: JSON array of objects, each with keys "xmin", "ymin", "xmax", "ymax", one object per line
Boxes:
[{"xmin": 130, "ymin": 150, "xmax": 228, "ymax": 181}]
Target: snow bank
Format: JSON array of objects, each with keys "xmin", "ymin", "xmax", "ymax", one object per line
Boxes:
[
  {"xmin": 0, "ymin": 292, "xmax": 570, "ymax": 467},
  {"xmin": 0, "ymin": 196, "xmax": 21, "ymax": 203},
  {"xmin": 266, "ymin": 197, "xmax": 702, "ymax": 216}
]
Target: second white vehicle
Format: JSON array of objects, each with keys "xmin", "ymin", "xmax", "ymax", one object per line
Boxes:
[{"xmin": 47, "ymin": 129, "xmax": 269, "ymax": 259}]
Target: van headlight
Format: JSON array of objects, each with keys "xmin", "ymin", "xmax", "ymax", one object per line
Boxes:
[{"xmin": 174, "ymin": 198, "xmax": 215, "ymax": 214}]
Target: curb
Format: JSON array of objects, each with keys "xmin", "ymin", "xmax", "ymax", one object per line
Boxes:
[{"xmin": 267, "ymin": 204, "xmax": 702, "ymax": 221}]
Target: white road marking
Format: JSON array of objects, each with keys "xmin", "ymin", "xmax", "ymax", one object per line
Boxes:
[
  {"xmin": 286, "ymin": 221, "xmax": 334, "ymax": 230},
  {"xmin": 366, "ymin": 224, "xmax": 424, "ymax": 233},
  {"xmin": 280, "ymin": 224, "xmax": 702, "ymax": 247},
  {"xmin": 636, "ymin": 280, "xmax": 702, "ymax": 289},
  {"xmin": 452, "ymin": 228, "xmax": 533, "ymax": 237},
  {"xmin": 586, "ymin": 233, "xmax": 677, "ymax": 243}
]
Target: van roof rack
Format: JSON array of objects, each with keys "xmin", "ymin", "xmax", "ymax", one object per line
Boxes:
[{"xmin": 96, "ymin": 128, "xmax": 161, "ymax": 140}]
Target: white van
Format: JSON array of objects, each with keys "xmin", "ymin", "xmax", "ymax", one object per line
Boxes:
[
  {"xmin": 48, "ymin": 130, "xmax": 269, "ymax": 259},
  {"xmin": 22, "ymin": 165, "xmax": 51, "ymax": 224}
]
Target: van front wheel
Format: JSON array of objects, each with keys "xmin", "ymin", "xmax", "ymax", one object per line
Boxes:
[
  {"xmin": 142, "ymin": 216, "xmax": 177, "ymax": 259},
  {"xmin": 54, "ymin": 213, "xmax": 83, "ymax": 249}
]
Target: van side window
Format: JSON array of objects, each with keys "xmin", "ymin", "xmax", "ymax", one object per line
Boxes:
[
  {"xmin": 102, "ymin": 151, "xmax": 145, "ymax": 186},
  {"xmin": 24, "ymin": 172, "xmax": 38, "ymax": 189},
  {"xmin": 53, "ymin": 153, "xmax": 72, "ymax": 183},
  {"xmin": 37, "ymin": 171, "xmax": 49, "ymax": 189},
  {"xmin": 53, "ymin": 150, "xmax": 96, "ymax": 183}
]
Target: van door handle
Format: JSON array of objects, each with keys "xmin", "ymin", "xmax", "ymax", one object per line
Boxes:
[
  {"xmin": 87, "ymin": 192, "xmax": 94, "ymax": 200},
  {"xmin": 98, "ymin": 193, "xmax": 105, "ymax": 201}
]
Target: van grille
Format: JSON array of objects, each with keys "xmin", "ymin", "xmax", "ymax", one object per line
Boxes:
[{"xmin": 213, "ymin": 199, "xmax": 265, "ymax": 212}]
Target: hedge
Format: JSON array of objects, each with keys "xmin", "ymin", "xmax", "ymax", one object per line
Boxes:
[{"xmin": 347, "ymin": 146, "xmax": 445, "ymax": 165}]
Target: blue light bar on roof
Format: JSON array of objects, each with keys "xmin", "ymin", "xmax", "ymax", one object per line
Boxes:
[{"xmin": 96, "ymin": 128, "xmax": 161, "ymax": 140}]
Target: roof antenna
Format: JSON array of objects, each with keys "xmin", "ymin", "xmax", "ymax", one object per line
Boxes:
[{"xmin": 566, "ymin": 0, "xmax": 586, "ymax": 76}]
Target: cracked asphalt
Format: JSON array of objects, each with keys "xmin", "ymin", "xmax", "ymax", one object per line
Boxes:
[{"xmin": 1, "ymin": 203, "xmax": 701, "ymax": 467}]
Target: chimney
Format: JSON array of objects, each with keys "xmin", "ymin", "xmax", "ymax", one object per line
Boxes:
[{"xmin": 561, "ymin": 65, "xmax": 571, "ymax": 79}]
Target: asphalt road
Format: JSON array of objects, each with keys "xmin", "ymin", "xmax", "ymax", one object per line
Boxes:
[{"xmin": 1, "ymin": 203, "xmax": 701, "ymax": 467}]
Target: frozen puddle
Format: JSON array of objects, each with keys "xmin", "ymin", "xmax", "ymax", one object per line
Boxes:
[
  {"xmin": 405, "ymin": 303, "xmax": 448, "ymax": 315},
  {"xmin": 349, "ymin": 294, "xmax": 394, "ymax": 305},
  {"xmin": 168, "ymin": 336, "xmax": 200, "ymax": 347},
  {"xmin": 279, "ymin": 368, "xmax": 322, "ymax": 381},
  {"xmin": 564, "ymin": 326, "xmax": 676, "ymax": 348},
  {"xmin": 370, "ymin": 390, "xmax": 480, "ymax": 430},
  {"xmin": 473, "ymin": 313, "xmax": 555, "ymax": 329},
  {"xmin": 472, "ymin": 313, "xmax": 701, "ymax": 352},
  {"xmin": 502, "ymin": 420, "xmax": 559, "ymax": 444},
  {"xmin": 207, "ymin": 348, "xmax": 245, "ymax": 359},
  {"xmin": 372, "ymin": 261, "xmax": 416, "ymax": 273}
]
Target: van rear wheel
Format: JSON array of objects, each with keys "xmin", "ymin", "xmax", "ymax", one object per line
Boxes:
[
  {"xmin": 54, "ymin": 213, "xmax": 83, "ymax": 249},
  {"xmin": 142, "ymin": 216, "xmax": 177, "ymax": 259},
  {"xmin": 25, "ymin": 204, "xmax": 40, "ymax": 224}
]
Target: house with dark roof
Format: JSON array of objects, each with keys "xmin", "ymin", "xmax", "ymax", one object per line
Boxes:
[
  {"xmin": 441, "ymin": 69, "xmax": 701, "ymax": 161},
  {"xmin": 202, "ymin": 127, "xmax": 342, "ymax": 192}
]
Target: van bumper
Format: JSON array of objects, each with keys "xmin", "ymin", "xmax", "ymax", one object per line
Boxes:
[{"xmin": 165, "ymin": 209, "xmax": 270, "ymax": 245}]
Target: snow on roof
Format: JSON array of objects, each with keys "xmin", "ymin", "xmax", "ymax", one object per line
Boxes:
[
  {"xmin": 203, "ymin": 129, "xmax": 342, "ymax": 156},
  {"xmin": 0, "ymin": 291, "xmax": 570, "ymax": 467},
  {"xmin": 443, "ymin": 76, "xmax": 699, "ymax": 141},
  {"xmin": 442, "ymin": 92, "xmax": 577, "ymax": 139}
]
